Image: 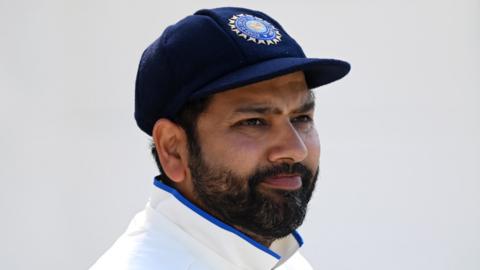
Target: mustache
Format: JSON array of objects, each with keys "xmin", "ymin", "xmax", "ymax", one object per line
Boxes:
[{"xmin": 248, "ymin": 163, "xmax": 313, "ymax": 188}]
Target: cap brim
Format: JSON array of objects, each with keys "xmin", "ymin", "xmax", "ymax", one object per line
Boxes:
[{"xmin": 190, "ymin": 57, "xmax": 350, "ymax": 100}]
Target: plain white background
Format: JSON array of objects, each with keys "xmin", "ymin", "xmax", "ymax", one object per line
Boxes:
[{"xmin": 1, "ymin": 0, "xmax": 479, "ymax": 269}]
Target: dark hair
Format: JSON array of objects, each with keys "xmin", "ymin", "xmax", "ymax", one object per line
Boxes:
[{"xmin": 151, "ymin": 96, "xmax": 212, "ymax": 177}]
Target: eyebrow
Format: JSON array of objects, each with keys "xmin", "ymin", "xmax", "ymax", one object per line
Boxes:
[
  {"xmin": 232, "ymin": 95, "xmax": 315, "ymax": 116},
  {"xmin": 293, "ymin": 99, "xmax": 315, "ymax": 114}
]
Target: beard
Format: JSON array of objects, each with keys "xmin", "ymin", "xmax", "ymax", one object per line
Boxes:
[{"xmin": 187, "ymin": 142, "xmax": 319, "ymax": 240}]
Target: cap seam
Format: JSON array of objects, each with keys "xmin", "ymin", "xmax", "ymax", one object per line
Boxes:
[
  {"xmin": 162, "ymin": 26, "xmax": 181, "ymax": 120},
  {"xmin": 200, "ymin": 14, "xmax": 248, "ymax": 63}
]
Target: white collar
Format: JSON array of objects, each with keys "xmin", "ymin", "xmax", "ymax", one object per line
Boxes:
[{"xmin": 147, "ymin": 177, "xmax": 304, "ymax": 269}]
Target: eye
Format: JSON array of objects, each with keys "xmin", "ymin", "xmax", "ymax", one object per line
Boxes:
[
  {"xmin": 291, "ymin": 115, "xmax": 313, "ymax": 123},
  {"xmin": 238, "ymin": 118, "xmax": 267, "ymax": 126}
]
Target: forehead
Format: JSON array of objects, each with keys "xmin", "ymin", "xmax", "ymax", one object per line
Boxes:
[{"xmin": 206, "ymin": 71, "xmax": 311, "ymax": 110}]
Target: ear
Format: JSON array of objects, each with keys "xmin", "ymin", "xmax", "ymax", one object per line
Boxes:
[{"xmin": 152, "ymin": 119, "xmax": 188, "ymax": 183}]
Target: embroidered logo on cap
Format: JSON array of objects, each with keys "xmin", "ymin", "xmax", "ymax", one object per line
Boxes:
[{"xmin": 228, "ymin": 14, "xmax": 282, "ymax": 45}]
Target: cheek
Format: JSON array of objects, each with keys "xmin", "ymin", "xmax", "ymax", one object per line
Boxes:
[
  {"xmin": 303, "ymin": 128, "xmax": 321, "ymax": 165},
  {"xmin": 201, "ymin": 132, "xmax": 265, "ymax": 173}
]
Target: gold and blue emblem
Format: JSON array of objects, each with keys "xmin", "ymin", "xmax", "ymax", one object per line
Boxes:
[{"xmin": 228, "ymin": 14, "xmax": 282, "ymax": 45}]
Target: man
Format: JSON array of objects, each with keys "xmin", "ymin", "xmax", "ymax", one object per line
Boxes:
[{"xmin": 90, "ymin": 6, "xmax": 350, "ymax": 270}]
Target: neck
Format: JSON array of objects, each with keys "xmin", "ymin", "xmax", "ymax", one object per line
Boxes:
[
  {"xmin": 167, "ymin": 179, "xmax": 277, "ymax": 248},
  {"xmin": 193, "ymin": 199, "xmax": 276, "ymax": 247},
  {"xmin": 233, "ymin": 225, "xmax": 275, "ymax": 247}
]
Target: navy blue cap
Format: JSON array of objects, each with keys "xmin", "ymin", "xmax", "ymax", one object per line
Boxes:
[{"xmin": 135, "ymin": 7, "xmax": 350, "ymax": 135}]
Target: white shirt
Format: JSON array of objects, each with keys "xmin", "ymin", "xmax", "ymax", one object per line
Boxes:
[{"xmin": 90, "ymin": 178, "xmax": 314, "ymax": 270}]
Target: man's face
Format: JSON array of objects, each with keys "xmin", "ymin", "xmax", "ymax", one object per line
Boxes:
[{"xmin": 186, "ymin": 71, "xmax": 320, "ymax": 241}]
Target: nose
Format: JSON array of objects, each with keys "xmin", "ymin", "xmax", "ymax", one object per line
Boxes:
[{"xmin": 267, "ymin": 121, "xmax": 308, "ymax": 164}]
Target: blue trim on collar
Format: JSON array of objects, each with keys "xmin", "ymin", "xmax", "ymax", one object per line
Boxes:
[
  {"xmin": 154, "ymin": 178, "xmax": 288, "ymax": 259},
  {"xmin": 292, "ymin": 230, "xmax": 304, "ymax": 247}
]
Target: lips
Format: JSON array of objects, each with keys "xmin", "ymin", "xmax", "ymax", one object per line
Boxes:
[{"xmin": 261, "ymin": 174, "xmax": 302, "ymax": 190}]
